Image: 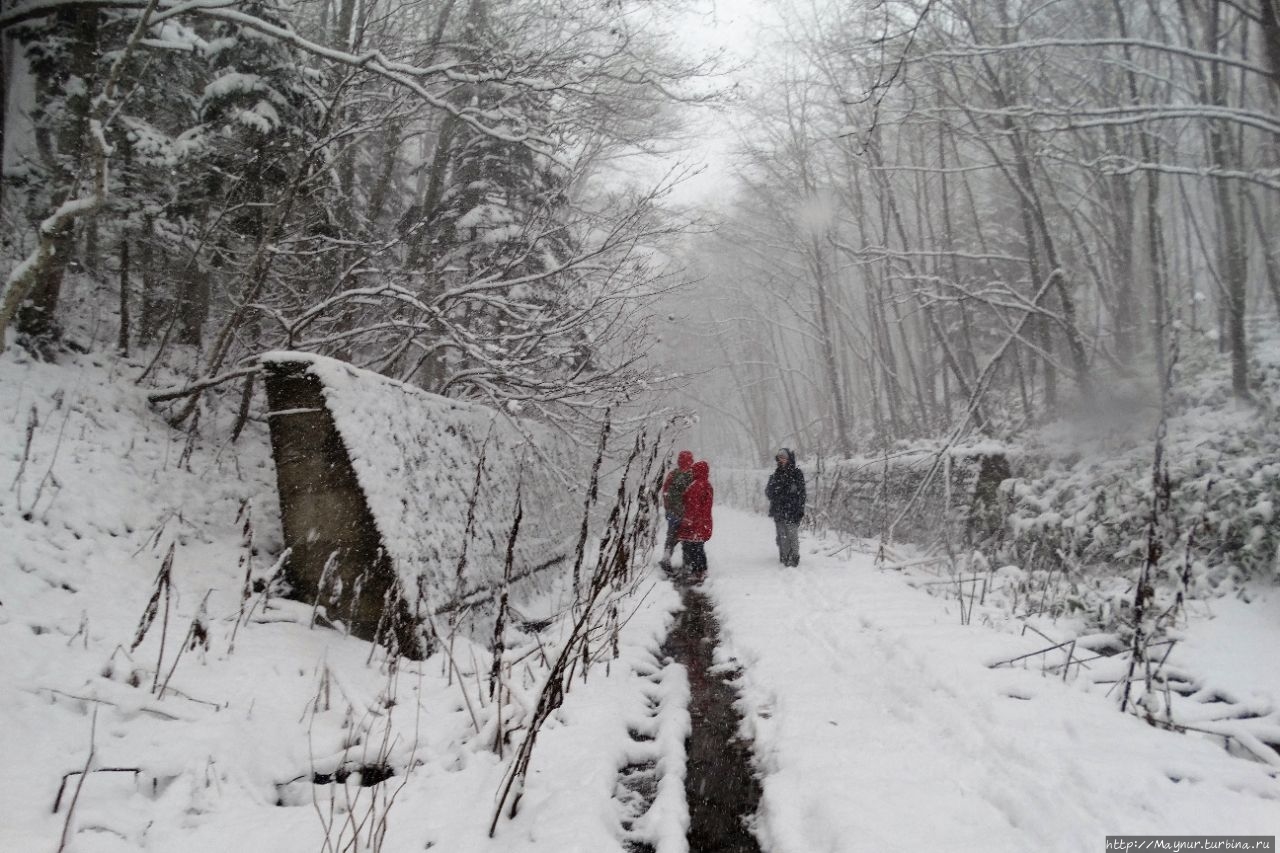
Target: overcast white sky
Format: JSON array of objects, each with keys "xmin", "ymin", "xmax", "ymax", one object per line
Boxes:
[{"xmin": 640, "ymin": 1, "xmax": 772, "ymax": 208}]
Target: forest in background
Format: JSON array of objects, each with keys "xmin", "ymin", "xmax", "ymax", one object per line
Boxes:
[
  {"xmin": 5, "ymin": 0, "xmax": 1279, "ymax": 454},
  {"xmin": 673, "ymin": 0, "xmax": 1280, "ymax": 464},
  {"xmin": 0, "ymin": 0, "xmax": 718, "ymax": 437}
]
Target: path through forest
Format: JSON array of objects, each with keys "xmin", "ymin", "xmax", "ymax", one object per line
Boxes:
[{"xmin": 682, "ymin": 507, "xmax": 1278, "ymax": 852}]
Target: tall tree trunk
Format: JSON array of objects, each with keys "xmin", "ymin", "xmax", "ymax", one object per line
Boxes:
[
  {"xmin": 138, "ymin": 219, "xmax": 165, "ymax": 345},
  {"xmin": 1257, "ymin": 0, "xmax": 1280, "ymax": 87},
  {"xmin": 1102, "ymin": 122, "xmax": 1138, "ymax": 363},
  {"xmin": 177, "ymin": 266, "xmax": 210, "ymax": 348},
  {"xmin": 118, "ymin": 234, "xmax": 130, "ymax": 356},
  {"xmin": 808, "ymin": 233, "xmax": 852, "ymax": 455},
  {"xmin": 1142, "ymin": 166, "xmax": 1169, "ymax": 382},
  {"xmin": 333, "ymin": 0, "xmax": 358, "ymax": 47},
  {"xmin": 938, "ymin": 117, "xmax": 982, "ymax": 381},
  {"xmin": 16, "ymin": 4, "xmax": 101, "ymax": 346},
  {"xmin": 1175, "ymin": 0, "xmax": 1249, "ymax": 396},
  {"xmin": 1244, "ymin": 190, "xmax": 1280, "ymax": 321},
  {"xmin": 16, "ymin": 224, "xmax": 73, "ymax": 343},
  {"xmin": 866, "ymin": 135, "xmax": 988, "ymax": 431},
  {"xmin": 1005, "ymin": 130, "xmax": 1092, "ymax": 405},
  {"xmin": 1114, "ymin": 0, "xmax": 1167, "ymax": 380},
  {"xmin": 0, "ymin": 30, "xmax": 10, "ymax": 213},
  {"xmin": 959, "ymin": 3, "xmax": 1092, "ymax": 408},
  {"xmin": 1206, "ymin": 3, "xmax": 1250, "ymax": 397}
]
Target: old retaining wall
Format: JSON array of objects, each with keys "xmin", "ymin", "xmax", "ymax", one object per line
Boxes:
[
  {"xmin": 262, "ymin": 358, "xmax": 405, "ymax": 647},
  {"xmin": 717, "ymin": 445, "xmax": 1016, "ymax": 546},
  {"xmin": 261, "ymin": 353, "xmax": 590, "ymax": 656}
]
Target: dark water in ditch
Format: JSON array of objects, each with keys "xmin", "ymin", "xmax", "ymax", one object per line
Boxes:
[{"xmin": 661, "ymin": 579, "xmax": 764, "ymax": 853}]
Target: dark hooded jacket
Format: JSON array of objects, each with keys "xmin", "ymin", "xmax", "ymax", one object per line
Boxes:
[
  {"xmin": 676, "ymin": 461, "xmax": 713, "ymax": 542},
  {"xmin": 765, "ymin": 448, "xmax": 806, "ymax": 524},
  {"xmin": 662, "ymin": 450, "xmax": 695, "ymax": 515}
]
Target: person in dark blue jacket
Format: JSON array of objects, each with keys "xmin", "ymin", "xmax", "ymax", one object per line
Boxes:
[{"xmin": 765, "ymin": 448, "xmax": 806, "ymax": 566}]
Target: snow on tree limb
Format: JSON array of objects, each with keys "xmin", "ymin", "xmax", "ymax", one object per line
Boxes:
[
  {"xmin": 0, "ymin": 0, "xmax": 162, "ymax": 350},
  {"xmin": 0, "ymin": 196, "xmax": 102, "ymax": 349},
  {"xmin": 907, "ymin": 37, "xmax": 1276, "ymax": 82},
  {"xmin": 0, "ymin": 0, "xmax": 694, "ymax": 157}
]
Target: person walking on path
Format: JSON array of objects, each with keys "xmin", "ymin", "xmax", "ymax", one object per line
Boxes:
[
  {"xmin": 659, "ymin": 450, "xmax": 695, "ymax": 569},
  {"xmin": 766, "ymin": 448, "xmax": 805, "ymax": 567},
  {"xmin": 676, "ymin": 460, "xmax": 714, "ymax": 578}
]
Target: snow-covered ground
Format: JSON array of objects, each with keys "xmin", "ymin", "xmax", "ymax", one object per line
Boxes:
[
  {"xmin": 0, "ymin": 350, "xmax": 688, "ymax": 853},
  {"xmin": 3, "ymin": 345, "xmax": 1277, "ymax": 853},
  {"xmin": 702, "ymin": 507, "xmax": 1280, "ymax": 852}
]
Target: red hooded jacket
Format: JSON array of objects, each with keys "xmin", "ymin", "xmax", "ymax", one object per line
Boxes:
[{"xmin": 676, "ymin": 461, "xmax": 713, "ymax": 542}]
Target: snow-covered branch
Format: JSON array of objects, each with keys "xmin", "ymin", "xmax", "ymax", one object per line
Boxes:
[{"xmin": 907, "ymin": 37, "xmax": 1276, "ymax": 81}]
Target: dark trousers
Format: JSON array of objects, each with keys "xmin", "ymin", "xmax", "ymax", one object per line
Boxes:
[
  {"xmin": 775, "ymin": 519, "xmax": 800, "ymax": 566},
  {"xmin": 663, "ymin": 513, "xmax": 681, "ymax": 557},
  {"xmin": 681, "ymin": 540, "xmax": 707, "ymax": 574}
]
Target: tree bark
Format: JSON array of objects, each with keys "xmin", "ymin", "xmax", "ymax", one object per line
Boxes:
[
  {"xmin": 1113, "ymin": 0, "xmax": 1167, "ymax": 379},
  {"xmin": 138, "ymin": 220, "xmax": 165, "ymax": 345},
  {"xmin": 1205, "ymin": 2, "xmax": 1250, "ymax": 397},
  {"xmin": 118, "ymin": 234, "xmax": 130, "ymax": 356},
  {"xmin": 14, "ymin": 4, "xmax": 101, "ymax": 346},
  {"xmin": 176, "ymin": 265, "xmax": 209, "ymax": 347},
  {"xmin": 0, "ymin": 30, "xmax": 9, "ymax": 213},
  {"xmin": 1244, "ymin": 190, "xmax": 1280, "ymax": 321},
  {"xmin": 1257, "ymin": 0, "xmax": 1280, "ymax": 88},
  {"xmin": 807, "ymin": 232, "xmax": 852, "ymax": 456}
]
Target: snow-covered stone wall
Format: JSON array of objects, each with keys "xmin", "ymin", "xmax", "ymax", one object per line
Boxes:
[
  {"xmin": 262, "ymin": 353, "xmax": 588, "ymax": 654},
  {"xmin": 718, "ymin": 445, "xmax": 1016, "ymax": 546},
  {"xmin": 817, "ymin": 447, "xmax": 1013, "ymax": 544}
]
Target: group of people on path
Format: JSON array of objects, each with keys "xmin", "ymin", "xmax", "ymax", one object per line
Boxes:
[
  {"xmin": 658, "ymin": 447, "xmax": 807, "ymax": 575},
  {"xmin": 659, "ymin": 450, "xmax": 714, "ymax": 576}
]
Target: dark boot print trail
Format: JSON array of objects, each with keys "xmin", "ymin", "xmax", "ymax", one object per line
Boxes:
[{"xmin": 662, "ymin": 578, "xmax": 764, "ymax": 853}]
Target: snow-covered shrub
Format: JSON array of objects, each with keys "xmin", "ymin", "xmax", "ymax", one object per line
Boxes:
[{"xmin": 997, "ymin": 325, "xmax": 1280, "ymax": 630}]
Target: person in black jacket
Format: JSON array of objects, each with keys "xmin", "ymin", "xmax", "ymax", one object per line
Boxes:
[{"xmin": 765, "ymin": 448, "xmax": 806, "ymax": 567}]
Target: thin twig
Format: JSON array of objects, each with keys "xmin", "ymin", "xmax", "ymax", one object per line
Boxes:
[{"xmin": 56, "ymin": 708, "xmax": 98, "ymax": 853}]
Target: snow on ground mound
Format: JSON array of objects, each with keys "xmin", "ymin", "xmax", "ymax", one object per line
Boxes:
[{"xmin": 0, "ymin": 349, "xmax": 683, "ymax": 853}]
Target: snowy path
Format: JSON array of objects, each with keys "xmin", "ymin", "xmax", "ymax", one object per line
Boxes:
[{"xmin": 697, "ymin": 507, "xmax": 1278, "ymax": 853}]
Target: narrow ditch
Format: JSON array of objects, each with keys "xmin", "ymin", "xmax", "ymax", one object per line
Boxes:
[{"xmin": 662, "ymin": 580, "xmax": 764, "ymax": 853}]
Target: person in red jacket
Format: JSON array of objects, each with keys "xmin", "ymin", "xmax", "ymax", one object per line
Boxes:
[{"xmin": 676, "ymin": 460, "xmax": 713, "ymax": 577}]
